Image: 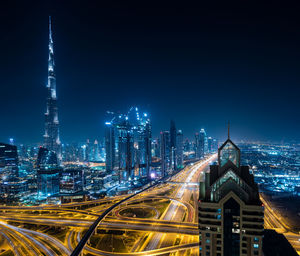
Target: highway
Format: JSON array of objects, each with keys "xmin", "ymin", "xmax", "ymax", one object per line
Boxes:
[
  {"xmin": 261, "ymin": 195, "xmax": 300, "ymax": 255},
  {"xmin": 0, "ymin": 156, "xmax": 215, "ymax": 255},
  {"xmin": 0, "ymin": 154, "xmax": 299, "ymax": 255}
]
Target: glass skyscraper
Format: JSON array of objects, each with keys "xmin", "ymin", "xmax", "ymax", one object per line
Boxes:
[{"xmin": 105, "ymin": 107, "xmax": 151, "ymax": 182}]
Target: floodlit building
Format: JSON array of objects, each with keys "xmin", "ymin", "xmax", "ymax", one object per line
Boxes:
[
  {"xmin": 36, "ymin": 147, "xmax": 61, "ymax": 199},
  {"xmin": 105, "ymin": 107, "xmax": 152, "ymax": 182},
  {"xmin": 176, "ymin": 129, "xmax": 184, "ymax": 169},
  {"xmin": 160, "ymin": 131, "xmax": 170, "ymax": 177},
  {"xmin": 198, "ymin": 133, "xmax": 264, "ymax": 256},
  {"xmin": 105, "ymin": 122, "xmax": 116, "ymax": 172},
  {"xmin": 43, "ymin": 17, "xmax": 62, "ymax": 161},
  {"xmin": 170, "ymin": 120, "xmax": 177, "ymax": 170},
  {"xmin": 0, "ymin": 142, "xmax": 19, "ymax": 176}
]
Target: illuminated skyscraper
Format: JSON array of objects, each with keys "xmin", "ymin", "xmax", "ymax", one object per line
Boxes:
[
  {"xmin": 0, "ymin": 142, "xmax": 19, "ymax": 176},
  {"xmin": 160, "ymin": 131, "xmax": 170, "ymax": 177},
  {"xmin": 36, "ymin": 147, "xmax": 61, "ymax": 199},
  {"xmin": 199, "ymin": 133, "xmax": 263, "ymax": 256},
  {"xmin": 199, "ymin": 128, "xmax": 207, "ymax": 157},
  {"xmin": 105, "ymin": 122, "xmax": 116, "ymax": 173},
  {"xmin": 170, "ymin": 120, "xmax": 177, "ymax": 170},
  {"xmin": 105, "ymin": 107, "xmax": 151, "ymax": 182},
  {"xmin": 207, "ymin": 136, "xmax": 213, "ymax": 153},
  {"xmin": 43, "ymin": 17, "xmax": 62, "ymax": 161},
  {"xmin": 195, "ymin": 132, "xmax": 200, "ymax": 159},
  {"xmin": 176, "ymin": 130, "xmax": 184, "ymax": 169}
]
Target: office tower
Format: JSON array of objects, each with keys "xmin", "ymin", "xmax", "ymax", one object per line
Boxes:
[
  {"xmin": 198, "ymin": 135, "xmax": 263, "ymax": 256},
  {"xmin": 105, "ymin": 122, "xmax": 116, "ymax": 172},
  {"xmin": 0, "ymin": 143, "xmax": 25, "ymax": 202},
  {"xmin": 195, "ymin": 133, "xmax": 200, "ymax": 159},
  {"xmin": 170, "ymin": 120, "xmax": 177, "ymax": 170},
  {"xmin": 60, "ymin": 168, "xmax": 84, "ymax": 194},
  {"xmin": 199, "ymin": 128, "xmax": 207, "ymax": 157},
  {"xmin": 207, "ymin": 137, "xmax": 213, "ymax": 153},
  {"xmin": 117, "ymin": 119, "xmax": 134, "ymax": 181},
  {"xmin": 139, "ymin": 120, "xmax": 152, "ymax": 178},
  {"xmin": 212, "ymin": 138, "xmax": 219, "ymax": 152},
  {"xmin": 151, "ymin": 139, "xmax": 160, "ymax": 158},
  {"xmin": 105, "ymin": 107, "xmax": 151, "ymax": 182},
  {"xmin": 36, "ymin": 147, "xmax": 58, "ymax": 168},
  {"xmin": 43, "ymin": 17, "xmax": 62, "ymax": 161},
  {"xmin": 59, "ymin": 167, "xmax": 85, "ymax": 202},
  {"xmin": 36, "ymin": 147, "xmax": 61, "ymax": 199},
  {"xmin": 176, "ymin": 130, "xmax": 184, "ymax": 169},
  {"xmin": 160, "ymin": 131, "xmax": 170, "ymax": 177},
  {"xmin": 0, "ymin": 142, "xmax": 19, "ymax": 176}
]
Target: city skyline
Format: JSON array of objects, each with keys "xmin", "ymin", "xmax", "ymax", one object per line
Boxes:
[
  {"xmin": 0, "ymin": 2, "xmax": 300, "ymax": 256},
  {"xmin": 1, "ymin": 2, "xmax": 300, "ymax": 143}
]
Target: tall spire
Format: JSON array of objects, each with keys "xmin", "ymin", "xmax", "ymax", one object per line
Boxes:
[
  {"xmin": 227, "ymin": 121, "xmax": 230, "ymax": 139},
  {"xmin": 44, "ymin": 16, "xmax": 62, "ymax": 162},
  {"xmin": 49, "ymin": 16, "xmax": 52, "ymax": 43}
]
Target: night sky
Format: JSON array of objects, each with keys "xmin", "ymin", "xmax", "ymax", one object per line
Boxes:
[{"xmin": 1, "ymin": 1, "xmax": 300, "ymax": 144}]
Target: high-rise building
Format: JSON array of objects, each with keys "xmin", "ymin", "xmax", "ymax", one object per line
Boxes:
[
  {"xmin": 43, "ymin": 17, "xmax": 62, "ymax": 161},
  {"xmin": 212, "ymin": 138, "xmax": 219, "ymax": 152},
  {"xmin": 170, "ymin": 120, "xmax": 177, "ymax": 170},
  {"xmin": 105, "ymin": 122, "xmax": 116, "ymax": 173},
  {"xmin": 0, "ymin": 142, "xmax": 19, "ymax": 176},
  {"xmin": 59, "ymin": 166, "xmax": 87, "ymax": 203},
  {"xmin": 36, "ymin": 147, "xmax": 58, "ymax": 168},
  {"xmin": 199, "ymin": 128, "xmax": 207, "ymax": 157},
  {"xmin": 198, "ymin": 135, "xmax": 264, "ymax": 256},
  {"xmin": 207, "ymin": 137, "xmax": 213, "ymax": 153},
  {"xmin": 151, "ymin": 139, "xmax": 160, "ymax": 158},
  {"xmin": 0, "ymin": 143, "xmax": 25, "ymax": 203},
  {"xmin": 160, "ymin": 131, "xmax": 170, "ymax": 177},
  {"xmin": 36, "ymin": 147, "xmax": 61, "ymax": 199},
  {"xmin": 105, "ymin": 107, "xmax": 151, "ymax": 182},
  {"xmin": 195, "ymin": 133, "xmax": 200, "ymax": 159},
  {"xmin": 176, "ymin": 130, "xmax": 184, "ymax": 169},
  {"xmin": 117, "ymin": 118, "xmax": 133, "ymax": 181},
  {"xmin": 59, "ymin": 167, "xmax": 84, "ymax": 194}
]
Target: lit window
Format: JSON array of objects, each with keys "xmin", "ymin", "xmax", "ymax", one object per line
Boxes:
[{"xmin": 253, "ymin": 243, "xmax": 259, "ymax": 248}]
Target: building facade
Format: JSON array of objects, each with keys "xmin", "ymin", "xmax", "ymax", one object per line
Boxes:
[
  {"xmin": 170, "ymin": 120, "xmax": 177, "ymax": 170},
  {"xmin": 43, "ymin": 17, "xmax": 62, "ymax": 161},
  {"xmin": 0, "ymin": 142, "xmax": 19, "ymax": 176},
  {"xmin": 160, "ymin": 131, "xmax": 170, "ymax": 177},
  {"xmin": 36, "ymin": 147, "xmax": 61, "ymax": 199},
  {"xmin": 198, "ymin": 137, "xmax": 264, "ymax": 256},
  {"xmin": 105, "ymin": 107, "xmax": 152, "ymax": 182},
  {"xmin": 176, "ymin": 129, "xmax": 184, "ymax": 169}
]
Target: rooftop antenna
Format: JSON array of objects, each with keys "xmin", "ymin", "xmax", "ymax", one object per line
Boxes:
[{"xmin": 228, "ymin": 121, "xmax": 230, "ymax": 139}]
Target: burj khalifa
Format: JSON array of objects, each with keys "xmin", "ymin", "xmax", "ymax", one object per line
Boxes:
[{"xmin": 43, "ymin": 17, "xmax": 62, "ymax": 161}]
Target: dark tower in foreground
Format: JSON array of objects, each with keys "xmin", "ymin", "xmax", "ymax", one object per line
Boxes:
[
  {"xmin": 43, "ymin": 17, "xmax": 62, "ymax": 161},
  {"xmin": 199, "ymin": 131, "xmax": 264, "ymax": 256}
]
